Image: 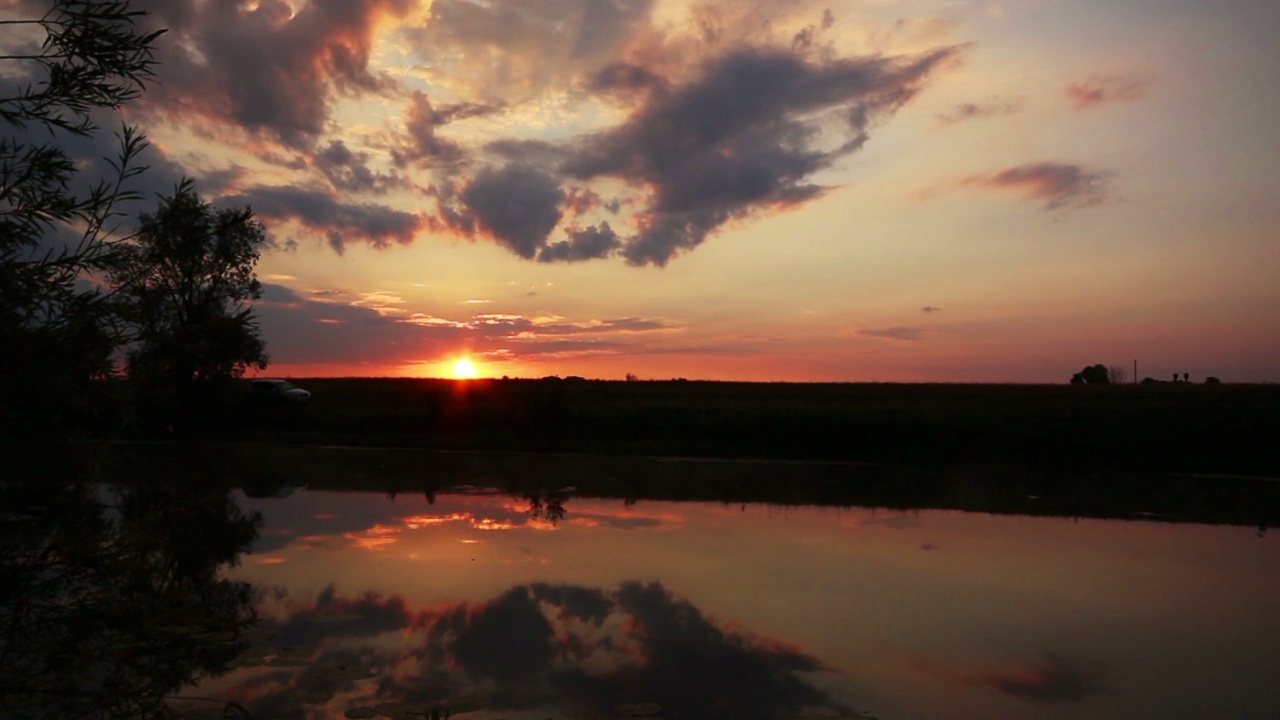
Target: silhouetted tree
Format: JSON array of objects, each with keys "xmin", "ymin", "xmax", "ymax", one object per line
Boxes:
[
  {"xmin": 0, "ymin": 0, "xmax": 163, "ymax": 443},
  {"xmin": 109, "ymin": 181, "xmax": 269, "ymax": 424},
  {"xmin": 1107, "ymin": 365, "xmax": 1128, "ymax": 384},
  {"xmin": 1078, "ymin": 364, "xmax": 1110, "ymax": 384}
]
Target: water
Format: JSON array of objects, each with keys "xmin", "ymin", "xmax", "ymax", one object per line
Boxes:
[{"xmin": 188, "ymin": 487, "xmax": 1280, "ymax": 720}]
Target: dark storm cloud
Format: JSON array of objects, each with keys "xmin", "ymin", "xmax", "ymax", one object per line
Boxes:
[
  {"xmin": 964, "ymin": 162, "xmax": 1112, "ymax": 210},
  {"xmin": 538, "ymin": 222, "xmax": 622, "ymax": 262},
  {"xmin": 858, "ymin": 327, "xmax": 924, "ymax": 341},
  {"xmin": 936, "ymin": 96, "xmax": 1023, "ymax": 125},
  {"xmin": 485, "ymin": 139, "xmax": 570, "ymax": 166},
  {"xmin": 0, "ymin": 106, "xmax": 197, "ymax": 257},
  {"xmin": 0, "ymin": 104, "xmax": 188, "ymax": 203},
  {"xmin": 1066, "ymin": 72, "xmax": 1155, "ymax": 110},
  {"xmin": 588, "ymin": 62, "xmax": 667, "ymax": 97},
  {"xmin": 960, "ymin": 653, "xmax": 1106, "ymax": 704},
  {"xmin": 314, "ymin": 140, "xmax": 404, "ymax": 194},
  {"xmin": 133, "ymin": 0, "xmax": 416, "ymax": 147},
  {"xmin": 561, "ymin": 44, "xmax": 964, "ymax": 266},
  {"xmin": 446, "ymin": 164, "xmax": 566, "ymax": 259},
  {"xmin": 229, "ymin": 185, "xmax": 424, "ymax": 252},
  {"xmin": 392, "ymin": 91, "xmax": 504, "ymax": 168}
]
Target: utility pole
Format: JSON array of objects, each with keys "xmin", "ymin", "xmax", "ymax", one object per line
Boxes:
[{"xmin": 1133, "ymin": 359, "xmax": 1138, "ymax": 384}]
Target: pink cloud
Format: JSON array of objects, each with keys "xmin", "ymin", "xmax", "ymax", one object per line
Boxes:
[
  {"xmin": 964, "ymin": 162, "xmax": 1112, "ymax": 210},
  {"xmin": 1066, "ymin": 72, "xmax": 1155, "ymax": 109}
]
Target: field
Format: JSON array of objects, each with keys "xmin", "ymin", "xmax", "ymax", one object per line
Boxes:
[{"xmin": 198, "ymin": 378, "xmax": 1280, "ymax": 475}]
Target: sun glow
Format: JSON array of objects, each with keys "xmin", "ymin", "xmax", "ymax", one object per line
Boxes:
[{"xmin": 451, "ymin": 358, "xmax": 478, "ymax": 379}]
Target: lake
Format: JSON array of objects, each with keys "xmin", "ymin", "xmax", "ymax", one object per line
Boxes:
[{"xmin": 179, "ymin": 479, "xmax": 1279, "ymax": 720}]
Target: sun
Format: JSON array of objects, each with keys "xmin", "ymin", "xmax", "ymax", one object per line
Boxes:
[{"xmin": 451, "ymin": 358, "xmax": 478, "ymax": 379}]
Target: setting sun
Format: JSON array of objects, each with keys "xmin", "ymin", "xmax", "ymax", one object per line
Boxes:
[{"xmin": 451, "ymin": 358, "xmax": 477, "ymax": 379}]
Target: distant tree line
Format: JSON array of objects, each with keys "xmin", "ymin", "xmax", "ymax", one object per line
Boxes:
[{"xmin": 1072, "ymin": 365, "xmax": 1222, "ymax": 385}]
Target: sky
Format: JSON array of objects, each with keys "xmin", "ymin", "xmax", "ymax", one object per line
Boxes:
[{"xmin": 14, "ymin": 0, "xmax": 1280, "ymax": 381}]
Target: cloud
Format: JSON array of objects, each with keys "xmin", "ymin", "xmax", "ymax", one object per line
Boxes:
[
  {"xmin": 562, "ymin": 44, "xmax": 965, "ymax": 265},
  {"xmin": 1066, "ymin": 72, "xmax": 1155, "ymax": 109},
  {"xmin": 313, "ymin": 140, "xmax": 405, "ymax": 194},
  {"xmin": 538, "ymin": 222, "xmax": 623, "ymax": 263},
  {"xmin": 105, "ymin": 2, "xmax": 962, "ymax": 269},
  {"xmin": 963, "ymin": 162, "xmax": 1112, "ymax": 210},
  {"xmin": 254, "ymin": 283, "xmax": 458, "ymax": 367},
  {"xmin": 936, "ymin": 97, "xmax": 1023, "ymax": 125},
  {"xmin": 445, "ymin": 164, "xmax": 567, "ymax": 259},
  {"xmin": 134, "ymin": 0, "xmax": 417, "ymax": 147},
  {"xmin": 392, "ymin": 91, "xmax": 504, "ymax": 168},
  {"xmin": 588, "ymin": 62, "xmax": 668, "ymax": 98},
  {"xmin": 228, "ymin": 186, "xmax": 424, "ymax": 252},
  {"xmin": 959, "ymin": 653, "xmax": 1106, "ymax": 704},
  {"xmin": 405, "ymin": 0, "xmax": 655, "ymax": 99},
  {"xmin": 74, "ymin": 2, "xmax": 963, "ymax": 271},
  {"xmin": 254, "ymin": 282, "xmax": 678, "ymax": 369},
  {"xmin": 921, "ymin": 306, "xmax": 942, "ymax": 314},
  {"xmin": 858, "ymin": 327, "xmax": 924, "ymax": 341}
]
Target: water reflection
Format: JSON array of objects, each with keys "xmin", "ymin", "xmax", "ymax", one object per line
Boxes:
[
  {"xmin": 203, "ymin": 581, "xmax": 855, "ymax": 720},
  {"xmin": 0, "ymin": 475, "xmax": 260, "ymax": 718},
  {"xmin": 11, "ymin": 443, "xmax": 1278, "ymax": 719},
  {"xmin": 218, "ymin": 488, "xmax": 1280, "ymax": 720},
  {"xmin": 122, "ymin": 443, "xmax": 1280, "ymax": 530}
]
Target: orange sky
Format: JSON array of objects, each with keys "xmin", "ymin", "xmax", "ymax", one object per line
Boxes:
[{"xmin": 25, "ymin": 0, "xmax": 1280, "ymax": 381}]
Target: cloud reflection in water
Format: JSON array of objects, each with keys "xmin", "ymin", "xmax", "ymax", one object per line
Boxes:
[{"xmin": 207, "ymin": 581, "xmax": 855, "ymax": 720}]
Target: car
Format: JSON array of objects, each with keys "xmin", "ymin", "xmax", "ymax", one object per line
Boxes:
[{"xmin": 247, "ymin": 378, "xmax": 311, "ymax": 404}]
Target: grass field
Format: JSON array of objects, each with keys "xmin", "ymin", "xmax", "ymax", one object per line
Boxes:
[{"xmin": 189, "ymin": 378, "xmax": 1280, "ymax": 474}]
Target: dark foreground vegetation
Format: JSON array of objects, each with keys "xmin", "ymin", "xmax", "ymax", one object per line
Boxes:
[{"xmin": 200, "ymin": 378, "xmax": 1280, "ymax": 475}]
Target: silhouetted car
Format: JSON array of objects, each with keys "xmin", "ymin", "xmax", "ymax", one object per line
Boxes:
[{"xmin": 247, "ymin": 379, "xmax": 311, "ymax": 404}]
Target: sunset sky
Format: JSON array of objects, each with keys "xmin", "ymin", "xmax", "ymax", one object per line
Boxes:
[{"xmin": 29, "ymin": 0, "xmax": 1280, "ymax": 381}]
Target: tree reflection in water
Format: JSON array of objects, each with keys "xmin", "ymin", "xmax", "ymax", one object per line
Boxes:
[
  {"xmin": 0, "ymin": 473, "xmax": 261, "ymax": 718},
  {"xmin": 524, "ymin": 491, "xmax": 567, "ymax": 525}
]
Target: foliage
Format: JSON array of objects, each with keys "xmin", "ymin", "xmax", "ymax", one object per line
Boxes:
[
  {"xmin": 0, "ymin": 0, "xmax": 163, "ymax": 439},
  {"xmin": 0, "ymin": 474, "xmax": 261, "ymax": 719},
  {"xmin": 109, "ymin": 180, "xmax": 269, "ymax": 423},
  {"xmin": 1071, "ymin": 364, "xmax": 1110, "ymax": 384}
]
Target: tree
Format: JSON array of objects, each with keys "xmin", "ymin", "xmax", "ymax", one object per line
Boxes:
[
  {"xmin": 1075, "ymin": 364, "xmax": 1110, "ymax": 384},
  {"xmin": 0, "ymin": 0, "xmax": 163, "ymax": 441},
  {"xmin": 109, "ymin": 180, "xmax": 269, "ymax": 422},
  {"xmin": 1107, "ymin": 365, "xmax": 1128, "ymax": 385}
]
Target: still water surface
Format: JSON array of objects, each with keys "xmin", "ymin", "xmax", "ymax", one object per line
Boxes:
[{"xmin": 197, "ymin": 488, "xmax": 1280, "ymax": 720}]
